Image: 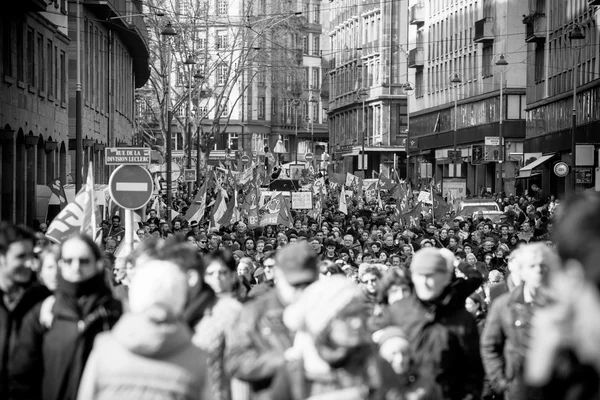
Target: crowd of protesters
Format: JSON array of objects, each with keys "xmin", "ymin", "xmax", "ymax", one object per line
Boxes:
[{"xmin": 1, "ymin": 181, "xmax": 599, "ymax": 400}]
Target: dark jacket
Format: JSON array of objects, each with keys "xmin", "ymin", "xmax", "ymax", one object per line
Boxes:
[
  {"xmin": 480, "ymin": 285, "xmax": 540, "ymax": 400},
  {"xmin": 0, "ymin": 284, "xmax": 50, "ymax": 399},
  {"xmin": 9, "ymin": 275, "xmax": 121, "ymax": 400},
  {"xmin": 388, "ymin": 291, "xmax": 484, "ymax": 400},
  {"xmin": 225, "ymin": 289, "xmax": 293, "ymax": 400}
]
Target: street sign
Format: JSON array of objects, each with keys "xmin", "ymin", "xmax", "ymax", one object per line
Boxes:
[
  {"xmin": 183, "ymin": 169, "xmax": 197, "ymax": 182},
  {"xmin": 304, "ymin": 152, "xmax": 314, "ymax": 162},
  {"xmin": 105, "ymin": 147, "xmax": 151, "ymax": 165},
  {"xmin": 447, "ymin": 150, "xmax": 462, "ymax": 159},
  {"xmin": 241, "ymin": 155, "xmax": 251, "ymax": 164},
  {"xmin": 484, "ymin": 136, "xmax": 503, "ymax": 146},
  {"xmin": 108, "ymin": 165, "xmax": 154, "ymax": 210}
]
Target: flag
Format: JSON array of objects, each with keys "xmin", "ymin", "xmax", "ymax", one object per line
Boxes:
[
  {"xmin": 402, "ymin": 202, "xmax": 423, "ymax": 228},
  {"xmin": 259, "ymin": 192, "xmax": 293, "ymax": 228},
  {"xmin": 151, "ymin": 196, "xmax": 161, "ymax": 215},
  {"xmin": 184, "ymin": 180, "xmax": 208, "ymax": 222},
  {"xmin": 48, "ymin": 178, "xmax": 68, "ymax": 209},
  {"xmin": 364, "ymin": 180, "xmax": 377, "ymax": 203},
  {"xmin": 338, "ymin": 186, "xmax": 348, "ymax": 215},
  {"xmin": 308, "ymin": 187, "xmax": 325, "ymax": 220},
  {"xmin": 84, "ymin": 163, "xmax": 98, "ymax": 241},
  {"xmin": 242, "ymin": 182, "xmax": 260, "ymax": 229},
  {"xmin": 377, "ymin": 190, "xmax": 383, "ymax": 209},
  {"xmin": 46, "ymin": 166, "xmax": 96, "ymax": 244},
  {"xmin": 238, "ymin": 164, "xmax": 254, "ymax": 186},
  {"xmin": 218, "ymin": 188, "xmax": 240, "ymax": 227},
  {"xmin": 433, "ymin": 192, "xmax": 451, "ymax": 221},
  {"xmin": 209, "ymin": 188, "xmax": 228, "ymax": 229},
  {"xmin": 378, "ymin": 173, "xmax": 395, "ymax": 190}
]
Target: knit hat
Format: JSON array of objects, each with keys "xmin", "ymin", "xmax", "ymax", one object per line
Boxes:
[
  {"xmin": 233, "ymin": 250, "xmax": 245, "ymax": 259},
  {"xmin": 275, "ymin": 242, "xmax": 319, "ymax": 285},
  {"xmin": 129, "ymin": 260, "xmax": 187, "ymax": 319},
  {"xmin": 284, "ymin": 275, "xmax": 363, "ymax": 337},
  {"xmin": 410, "ymin": 248, "xmax": 450, "ymax": 275}
]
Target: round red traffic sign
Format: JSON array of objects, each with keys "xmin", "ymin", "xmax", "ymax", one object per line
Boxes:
[
  {"xmin": 305, "ymin": 152, "xmax": 314, "ymax": 161},
  {"xmin": 241, "ymin": 155, "xmax": 251, "ymax": 164},
  {"xmin": 109, "ymin": 165, "xmax": 154, "ymax": 210}
]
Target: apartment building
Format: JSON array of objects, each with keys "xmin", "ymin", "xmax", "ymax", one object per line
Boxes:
[
  {"xmin": 326, "ymin": 0, "xmax": 410, "ymax": 179},
  {"xmin": 522, "ymin": 0, "xmax": 600, "ymax": 197},
  {"xmin": 407, "ymin": 0, "xmax": 528, "ymax": 196},
  {"xmin": 0, "ymin": 0, "xmax": 150, "ymax": 225}
]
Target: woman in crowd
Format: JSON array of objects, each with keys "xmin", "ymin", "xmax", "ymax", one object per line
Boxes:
[{"xmin": 10, "ymin": 234, "xmax": 122, "ymax": 400}]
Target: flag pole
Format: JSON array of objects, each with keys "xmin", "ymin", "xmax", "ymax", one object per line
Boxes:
[{"xmin": 430, "ymin": 180, "xmax": 435, "ymax": 226}]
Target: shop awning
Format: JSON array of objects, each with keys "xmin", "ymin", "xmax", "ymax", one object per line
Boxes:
[
  {"xmin": 516, "ymin": 172, "xmax": 541, "ymax": 179},
  {"xmin": 342, "ymin": 149, "xmax": 360, "ymax": 157},
  {"xmin": 519, "ymin": 154, "xmax": 556, "ymax": 178}
]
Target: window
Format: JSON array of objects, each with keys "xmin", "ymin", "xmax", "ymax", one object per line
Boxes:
[
  {"xmin": 312, "ymin": 36, "xmax": 320, "ymax": 56},
  {"xmin": 271, "ymin": 97, "xmax": 277, "ymax": 115},
  {"xmin": 259, "ymin": 0, "xmax": 266, "ymax": 15},
  {"xmin": 312, "ymin": 68, "xmax": 319, "ymax": 89},
  {"xmin": 37, "ymin": 34, "xmax": 44, "ymax": 90},
  {"xmin": 482, "ymin": 44, "xmax": 493, "ymax": 78},
  {"xmin": 2, "ymin": 19, "xmax": 12, "ymax": 77},
  {"xmin": 252, "ymin": 133, "xmax": 268, "ymax": 152},
  {"xmin": 179, "ymin": 0, "xmax": 190, "ymax": 15},
  {"xmin": 217, "ymin": 31, "xmax": 228, "ymax": 49},
  {"xmin": 176, "ymin": 64, "xmax": 186, "ymax": 86},
  {"xmin": 217, "ymin": 0, "xmax": 228, "ymax": 15},
  {"xmin": 313, "ymin": 4, "xmax": 320, "ymax": 23},
  {"xmin": 303, "ymin": 68, "xmax": 309, "ymax": 88},
  {"xmin": 221, "ymin": 102, "xmax": 229, "ymax": 116},
  {"xmin": 54, "ymin": 45, "xmax": 58, "ymax": 98},
  {"xmin": 228, "ymin": 132, "xmax": 238, "ymax": 149},
  {"xmin": 217, "ymin": 63, "xmax": 228, "ymax": 85},
  {"xmin": 257, "ymin": 68, "xmax": 266, "ymax": 85},
  {"xmin": 60, "ymin": 51, "xmax": 66, "ymax": 102},
  {"xmin": 302, "ymin": 2, "xmax": 309, "ymax": 17},
  {"xmin": 47, "ymin": 40, "xmax": 53, "ymax": 96},
  {"xmin": 534, "ymin": 43, "xmax": 544, "ymax": 83},
  {"xmin": 258, "ymin": 96, "xmax": 265, "ymax": 119},
  {"xmin": 17, "ymin": 25, "xmax": 24, "ymax": 82},
  {"xmin": 27, "ymin": 28, "xmax": 34, "ymax": 85},
  {"xmin": 416, "ymin": 70, "xmax": 423, "ymax": 98},
  {"xmin": 302, "ymin": 36, "xmax": 308, "ymax": 54}
]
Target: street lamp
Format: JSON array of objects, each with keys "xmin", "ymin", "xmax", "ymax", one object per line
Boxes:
[
  {"xmin": 402, "ymin": 82, "xmax": 415, "ymax": 180},
  {"xmin": 184, "ymin": 54, "xmax": 196, "ymax": 195},
  {"xmin": 193, "ymin": 71, "xmax": 204, "ymax": 189},
  {"xmin": 356, "ymin": 87, "xmax": 369, "ymax": 173},
  {"xmin": 291, "ymin": 98, "xmax": 301, "ymax": 165},
  {"xmin": 161, "ymin": 21, "xmax": 178, "ymax": 221},
  {"xmin": 309, "ymin": 94, "xmax": 318, "ymax": 154},
  {"xmin": 567, "ymin": 24, "xmax": 586, "ymax": 194},
  {"xmin": 494, "ymin": 54, "xmax": 511, "ymax": 195},
  {"xmin": 450, "ymin": 72, "xmax": 462, "ymax": 177}
]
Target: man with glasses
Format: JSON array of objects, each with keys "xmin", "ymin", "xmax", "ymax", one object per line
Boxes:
[{"xmin": 0, "ymin": 223, "xmax": 50, "ymax": 398}]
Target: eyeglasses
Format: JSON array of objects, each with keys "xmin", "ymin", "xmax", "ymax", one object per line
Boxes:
[
  {"xmin": 62, "ymin": 257, "xmax": 92, "ymax": 265},
  {"xmin": 199, "ymin": 241, "xmax": 207, "ymax": 244},
  {"xmin": 361, "ymin": 278, "xmax": 378, "ymax": 284}
]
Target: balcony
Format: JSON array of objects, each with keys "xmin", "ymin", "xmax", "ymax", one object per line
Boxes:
[
  {"xmin": 474, "ymin": 17, "xmax": 494, "ymax": 43},
  {"xmin": 409, "ymin": 4, "xmax": 425, "ymax": 28},
  {"xmin": 408, "ymin": 48, "xmax": 424, "ymax": 69},
  {"xmin": 523, "ymin": 13, "xmax": 547, "ymax": 43}
]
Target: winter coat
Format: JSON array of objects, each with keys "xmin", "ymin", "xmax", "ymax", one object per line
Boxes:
[
  {"xmin": 0, "ymin": 283, "xmax": 50, "ymax": 399},
  {"xmin": 193, "ymin": 296, "xmax": 243, "ymax": 400},
  {"xmin": 225, "ymin": 289, "xmax": 293, "ymax": 400},
  {"xmin": 387, "ymin": 292, "xmax": 484, "ymax": 400},
  {"xmin": 9, "ymin": 275, "xmax": 122, "ymax": 400},
  {"xmin": 76, "ymin": 313, "xmax": 212, "ymax": 400},
  {"xmin": 480, "ymin": 285, "xmax": 541, "ymax": 400}
]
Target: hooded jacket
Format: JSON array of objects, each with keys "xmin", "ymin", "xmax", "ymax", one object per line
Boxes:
[{"xmin": 77, "ymin": 313, "xmax": 212, "ymax": 400}]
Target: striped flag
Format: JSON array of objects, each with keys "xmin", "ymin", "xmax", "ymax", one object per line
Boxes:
[
  {"xmin": 209, "ymin": 188, "xmax": 228, "ymax": 229},
  {"xmin": 184, "ymin": 180, "xmax": 208, "ymax": 223}
]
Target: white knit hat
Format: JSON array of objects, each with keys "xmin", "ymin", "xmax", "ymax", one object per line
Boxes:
[{"xmin": 128, "ymin": 260, "xmax": 187, "ymax": 318}]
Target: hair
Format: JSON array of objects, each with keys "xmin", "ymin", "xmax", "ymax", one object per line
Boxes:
[
  {"xmin": 61, "ymin": 234, "xmax": 103, "ymax": 262},
  {"xmin": 319, "ymin": 260, "xmax": 344, "ymax": 276},
  {"xmin": 377, "ymin": 267, "xmax": 412, "ymax": 304},
  {"xmin": 156, "ymin": 236, "xmax": 205, "ymax": 275},
  {"xmin": 205, "ymin": 249, "xmax": 237, "ymax": 272},
  {"xmin": 126, "ymin": 237, "xmax": 164, "ymax": 267},
  {"xmin": 0, "ymin": 222, "xmax": 36, "ymax": 255}
]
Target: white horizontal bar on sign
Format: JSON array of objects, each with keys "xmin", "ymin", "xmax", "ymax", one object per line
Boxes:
[{"xmin": 116, "ymin": 182, "xmax": 148, "ymax": 191}]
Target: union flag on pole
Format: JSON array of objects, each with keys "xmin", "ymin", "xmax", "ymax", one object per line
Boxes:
[{"xmin": 259, "ymin": 193, "xmax": 293, "ymax": 228}]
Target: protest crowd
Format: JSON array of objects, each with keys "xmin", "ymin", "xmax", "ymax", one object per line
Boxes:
[{"xmin": 2, "ymin": 167, "xmax": 600, "ymax": 400}]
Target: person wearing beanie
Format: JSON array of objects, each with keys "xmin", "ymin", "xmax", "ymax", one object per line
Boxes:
[
  {"xmin": 10, "ymin": 234, "xmax": 122, "ymax": 400},
  {"xmin": 77, "ymin": 260, "xmax": 213, "ymax": 400},
  {"xmin": 225, "ymin": 242, "xmax": 320, "ymax": 400},
  {"xmin": 386, "ymin": 248, "xmax": 484, "ymax": 400},
  {"xmin": 270, "ymin": 276, "xmax": 399, "ymax": 400}
]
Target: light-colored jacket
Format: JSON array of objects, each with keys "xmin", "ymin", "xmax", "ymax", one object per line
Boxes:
[{"xmin": 77, "ymin": 313, "xmax": 212, "ymax": 400}]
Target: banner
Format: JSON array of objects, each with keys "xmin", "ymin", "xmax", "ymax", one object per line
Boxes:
[
  {"xmin": 402, "ymin": 202, "xmax": 423, "ymax": 228},
  {"xmin": 291, "ymin": 192, "xmax": 313, "ymax": 209},
  {"xmin": 48, "ymin": 178, "xmax": 68, "ymax": 210},
  {"xmin": 259, "ymin": 192, "xmax": 293, "ymax": 227},
  {"xmin": 338, "ymin": 187, "xmax": 348, "ymax": 215}
]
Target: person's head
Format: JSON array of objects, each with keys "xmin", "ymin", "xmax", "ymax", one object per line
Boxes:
[
  {"xmin": 237, "ymin": 257, "xmax": 254, "ymax": 281},
  {"xmin": 129, "ymin": 260, "xmax": 187, "ymax": 320},
  {"xmin": 111, "ymin": 215, "xmax": 121, "ymax": 227},
  {"xmin": 391, "ymin": 254, "xmax": 401, "ymax": 267},
  {"xmin": 256, "ymin": 240, "xmax": 265, "ymax": 253},
  {"xmin": 518, "ymin": 242, "xmax": 560, "ymax": 293},
  {"xmin": 274, "ymin": 242, "xmax": 319, "ymax": 305},
  {"xmin": 0, "ymin": 223, "xmax": 37, "ymax": 292},
  {"xmin": 488, "ymin": 269, "xmax": 504, "ymax": 285},
  {"xmin": 378, "ymin": 267, "xmax": 412, "ymax": 305},
  {"xmin": 401, "ymin": 244, "xmax": 413, "ymax": 256},
  {"xmin": 319, "ymin": 260, "xmax": 344, "ymax": 278},
  {"xmin": 172, "ymin": 220, "xmax": 181, "ymax": 231},
  {"xmin": 410, "ymin": 248, "xmax": 453, "ymax": 302},
  {"xmin": 465, "ymin": 292, "xmax": 485, "ymax": 316},
  {"xmin": 373, "ymin": 327, "xmax": 411, "ymax": 375},
  {"xmin": 521, "ymin": 221, "xmax": 531, "ymax": 232},
  {"xmin": 59, "ymin": 234, "xmax": 104, "ymax": 283},
  {"xmin": 360, "ymin": 266, "xmax": 382, "ymax": 295},
  {"xmin": 343, "ymin": 234, "xmax": 354, "ymax": 247},
  {"xmin": 244, "ymin": 238, "xmax": 255, "ymax": 251},
  {"xmin": 38, "ymin": 243, "xmax": 60, "ymax": 291},
  {"xmin": 204, "ymin": 250, "xmax": 238, "ymax": 295},
  {"xmin": 531, "ymin": 184, "xmax": 540, "ymax": 193},
  {"xmin": 155, "ymin": 237, "xmax": 206, "ymax": 299},
  {"xmin": 466, "ymin": 253, "xmax": 477, "ymax": 265},
  {"xmin": 149, "ymin": 209, "xmax": 157, "ymax": 218},
  {"xmin": 383, "ymin": 233, "xmax": 394, "ymax": 246}
]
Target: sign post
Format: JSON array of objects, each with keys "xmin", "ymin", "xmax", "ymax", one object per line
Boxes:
[{"xmin": 109, "ymin": 165, "xmax": 154, "ymax": 255}]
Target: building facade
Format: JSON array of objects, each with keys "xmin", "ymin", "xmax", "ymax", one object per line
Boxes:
[
  {"xmin": 0, "ymin": 0, "xmax": 150, "ymax": 225},
  {"xmin": 522, "ymin": 0, "xmax": 600, "ymax": 197},
  {"xmin": 326, "ymin": 0, "xmax": 410, "ymax": 179},
  {"xmin": 407, "ymin": 0, "xmax": 528, "ymax": 196}
]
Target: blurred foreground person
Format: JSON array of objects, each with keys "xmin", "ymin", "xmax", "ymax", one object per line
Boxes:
[
  {"xmin": 10, "ymin": 234, "xmax": 121, "ymax": 400},
  {"xmin": 481, "ymin": 242, "xmax": 560, "ymax": 400},
  {"xmin": 0, "ymin": 223, "xmax": 50, "ymax": 398},
  {"xmin": 225, "ymin": 242, "xmax": 319, "ymax": 400},
  {"xmin": 525, "ymin": 193, "xmax": 600, "ymax": 400},
  {"xmin": 387, "ymin": 248, "xmax": 484, "ymax": 400},
  {"xmin": 271, "ymin": 276, "xmax": 400, "ymax": 400},
  {"xmin": 77, "ymin": 260, "xmax": 212, "ymax": 400}
]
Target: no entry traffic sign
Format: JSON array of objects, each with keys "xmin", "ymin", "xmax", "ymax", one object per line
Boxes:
[{"xmin": 109, "ymin": 165, "xmax": 154, "ymax": 210}]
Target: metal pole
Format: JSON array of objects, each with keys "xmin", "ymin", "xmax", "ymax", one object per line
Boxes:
[
  {"xmin": 187, "ymin": 68, "xmax": 192, "ymax": 195},
  {"xmin": 167, "ymin": 108, "xmax": 173, "ymax": 222},
  {"xmin": 362, "ymin": 99, "xmax": 365, "ymax": 171},
  {"xmin": 196, "ymin": 127, "xmax": 200, "ymax": 189},
  {"xmin": 499, "ymin": 70, "xmax": 504, "ymax": 195},
  {"xmin": 294, "ymin": 105, "xmax": 298, "ymax": 165},
  {"xmin": 572, "ymin": 50, "xmax": 579, "ymax": 193},
  {"xmin": 75, "ymin": 0, "xmax": 83, "ymax": 192},
  {"xmin": 453, "ymin": 93, "xmax": 458, "ymax": 177},
  {"xmin": 124, "ymin": 209, "xmax": 134, "ymax": 255}
]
